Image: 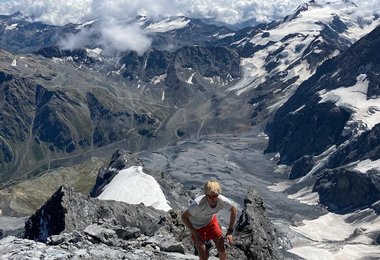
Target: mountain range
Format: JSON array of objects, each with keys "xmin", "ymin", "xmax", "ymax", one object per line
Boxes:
[{"xmin": 0, "ymin": 0, "xmax": 379, "ymax": 259}]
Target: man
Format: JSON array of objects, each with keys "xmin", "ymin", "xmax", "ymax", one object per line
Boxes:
[{"xmin": 182, "ymin": 180, "xmax": 237, "ymax": 260}]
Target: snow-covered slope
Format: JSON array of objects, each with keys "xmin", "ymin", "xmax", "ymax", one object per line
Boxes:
[{"xmin": 227, "ymin": 1, "xmax": 380, "ymax": 121}]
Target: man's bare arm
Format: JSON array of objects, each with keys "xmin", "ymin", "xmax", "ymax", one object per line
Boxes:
[
  {"xmin": 182, "ymin": 210, "xmax": 197, "ymax": 233},
  {"xmin": 228, "ymin": 206, "xmax": 237, "ymax": 232},
  {"xmin": 182, "ymin": 210, "xmax": 202, "ymax": 242},
  {"xmin": 226, "ymin": 206, "xmax": 237, "ymax": 244}
]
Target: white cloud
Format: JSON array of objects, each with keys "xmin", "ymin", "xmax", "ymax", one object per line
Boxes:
[
  {"xmin": 0, "ymin": 0, "xmax": 379, "ymax": 26},
  {"xmin": 58, "ymin": 16, "xmax": 152, "ymax": 55},
  {"xmin": 0, "ymin": 1, "xmax": 379, "ymax": 27},
  {"xmin": 0, "ymin": 0, "xmax": 91, "ymax": 25},
  {"xmin": 1, "ymin": 0, "xmax": 379, "ymax": 54},
  {"xmin": 100, "ymin": 23, "xmax": 152, "ymax": 55}
]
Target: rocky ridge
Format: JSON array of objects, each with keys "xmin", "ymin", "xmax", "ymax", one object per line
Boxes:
[{"xmin": 1, "ymin": 185, "xmax": 281, "ymax": 259}]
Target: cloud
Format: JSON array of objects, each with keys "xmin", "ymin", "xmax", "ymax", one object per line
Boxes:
[
  {"xmin": 100, "ymin": 23, "xmax": 152, "ymax": 55},
  {"xmin": 0, "ymin": 0, "xmax": 91, "ymax": 25},
  {"xmin": 1, "ymin": 1, "xmax": 379, "ymax": 26},
  {"xmin": 1, "ymin": 0, "xmax": 379, "ymax": 54}
]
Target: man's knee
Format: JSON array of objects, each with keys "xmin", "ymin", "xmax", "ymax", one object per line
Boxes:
[{"xmin": 196, "ymin": 244, "xmax": 209, "ymax": 259}]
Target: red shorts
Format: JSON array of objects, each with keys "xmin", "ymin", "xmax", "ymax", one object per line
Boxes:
[{"xmin": 192, "ymin": 215, "xmax": 223, "ymax": 242}]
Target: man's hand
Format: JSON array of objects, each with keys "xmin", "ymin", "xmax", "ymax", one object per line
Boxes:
[{"xmin": 225, "ymin": 233, "xmax": 234, "ymax": 245}]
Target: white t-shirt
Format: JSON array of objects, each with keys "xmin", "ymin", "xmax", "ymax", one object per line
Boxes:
[{"xmin": 188, "ymin": 194, "xmax": 235, "ymax": 229}]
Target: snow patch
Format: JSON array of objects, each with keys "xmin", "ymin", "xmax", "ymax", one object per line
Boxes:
[
  {"xmin": 5, "ymin": 23, "xmax": 18, "ymax": 30},
  {"xmin": 319, "ymin": 74, "xmax": 380, "ymax": 133},
  {"xmin": 145, "ymin": 18, "xmax": 190, "ymax": 33},
  {"xmin": 353, "ymin": 159, "xmax": 380, "ymax": 173},
  {"xmin": 86, "ymin": 47, "xmax": 103, "ymax": 57},
  {"xmin": 98, "ymin": 166, "xmax": 172, "ymax": 212},
  {"xmin": 267, "ymin": 180, "xmax": 293, "ymax": 192},
  {"xmin": 288, "ymin": 186, "xmax": 319, "ymax": 206},
  {"xmin": 289, "ymin": 210, "xmax": 380, "ymax": 259},
  {"xmin": 186, "ymin": 72, "xmax": 195, "ymax": 84},
  {"xmin": 75, "ymin": 19, "xmax": 97, "ymax": 30},
  {"xmin": 151, "ymin": 74, "xmax": 167, "ymax": 85}
]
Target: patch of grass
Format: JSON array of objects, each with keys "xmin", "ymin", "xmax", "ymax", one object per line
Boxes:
[{"xmin": 0, "ymin": 157, "xmax": 107, "ymax": 216}]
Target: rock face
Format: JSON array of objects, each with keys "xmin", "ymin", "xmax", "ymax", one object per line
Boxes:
[
  {"xmin": 234, "ymin": 188, "xmax": 281, "ymax": 260},
  {"xmin": 0, "ymin": 184, "xmax": 282, "ymax": 259},
  {"xmin": 313, "ymin": 169, "xmax": 380, "ymax": 211},
  {"xmin": 289, "ymin": 155, "xmax": 314, "ymax": 180},
  {"xmin": 327, "ymin": 123, "xmax": 380, "ymax": 169},
  {"xmin": 24, "ymin": 185, "xmax": 164, "ymax": 242}
]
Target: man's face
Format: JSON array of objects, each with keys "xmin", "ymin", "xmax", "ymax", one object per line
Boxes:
[{"xmin": 206, "ymin": 192, "xmax": 218, "ymax": 207}]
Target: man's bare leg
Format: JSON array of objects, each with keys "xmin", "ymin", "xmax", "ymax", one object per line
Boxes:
[
  {"xmin": 214, "ymin": 236, "xmax": 227, "ymax": 260},
  {"xmin": 195, "ymin": 241, "xmax": 209, "ymax": 260}
]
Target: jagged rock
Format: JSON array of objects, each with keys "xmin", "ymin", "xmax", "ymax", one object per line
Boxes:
[
  {"xmin": 1, "ymin": 185, "xmax": 283, "ymax": 259},
  {"xmin": 313, "ymin": 168, "xmax": 380, "ymax": 211},
  {"xmin": 84, "ymin": 224, "xmax": 118, "ymax": 245},
  {"xmin": 234, "ymin": 187, "xmax": 281, "ymax": 260},
  {"xmin": 35, "ymin": 47, "xmax": 95, "ymax": 65},
  {"xmin": 24, "ymin": 185, "xmax": 164, "ymax": 242}
]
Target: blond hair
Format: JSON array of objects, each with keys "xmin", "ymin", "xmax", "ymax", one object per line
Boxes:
[{"xmin": 204, "ymin": 180, "xmax": 221, "ymax": 195}]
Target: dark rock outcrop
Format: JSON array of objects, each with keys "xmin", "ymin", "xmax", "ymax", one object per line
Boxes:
[
  {"xmin": 234, "ymin": 188, "xmax": 281, "ymax": 260},
  {"xmin": 289, "ymin": 155, "xmax": 314, "ymax": 180},
  {"xmin": 35, "ymin": 47, "xmax": 95, "ymax": 65},
  {"xmin": 327, "ymin": 123, "xmax": 380, "ymax": 169},
  {"xmin": 313, "ymin": 169, "xmax": 380, "ymax": 211},
  {"xmin": 265, "ymin": 101, "xmax": 350, "ymax": 164}
]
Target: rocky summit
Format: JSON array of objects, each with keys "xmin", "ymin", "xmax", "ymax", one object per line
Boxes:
[{"xmin": 1, "ymin": 183, "xmax": 281, "ymax": 259}]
